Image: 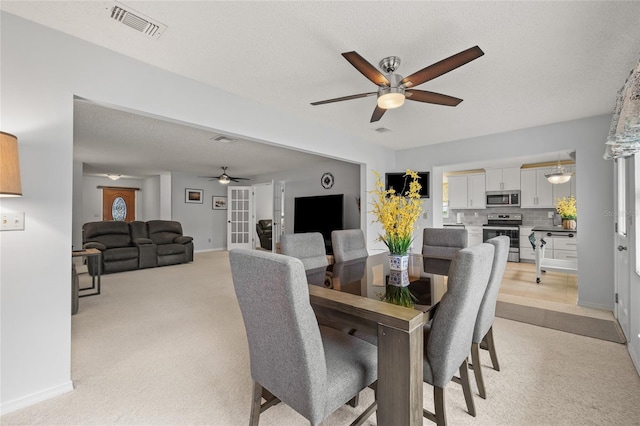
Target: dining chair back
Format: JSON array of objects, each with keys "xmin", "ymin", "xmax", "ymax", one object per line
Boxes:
[
  {"xmin": 470, "ymin": 235, "xmax": 510, "ymax": 399},
  {"xmin": 331, "ymin": 229, "xmax": 368, "ymax": 263},
  {"xmin": 423, "ymin": 242, "xmax": 494, "ymax": 425},
  {"xmin": 280, "ymin": 232, "xmax": 328, "ymax": 270},
  {"xmin": 422, "ymin": 228, "xmax": 468, "ymax": 276},
  {"xmin": 229, "ymin": 249, "xmax": 378, "ymax": 426}
]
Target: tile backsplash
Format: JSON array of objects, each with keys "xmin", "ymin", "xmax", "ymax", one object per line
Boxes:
[{"xmin": 445, "ymin": 207, "xmax": 558, "ymax": 227}]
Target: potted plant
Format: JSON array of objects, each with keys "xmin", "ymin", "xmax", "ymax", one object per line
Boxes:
[
  {"xmin": 555, "ymin": 196, "xmax": 577, "ymax": 230},
  {"xmin": 371, "ymin": 169, "xmax": 423, "ymax": 307}
]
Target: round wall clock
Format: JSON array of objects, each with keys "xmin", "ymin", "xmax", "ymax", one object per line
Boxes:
[{"xmin": 321, "ymin": 172, "xmax": 334, "ymax": 189}]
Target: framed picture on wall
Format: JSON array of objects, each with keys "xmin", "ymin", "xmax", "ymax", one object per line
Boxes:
[
  {"xmin": 212, "ymin": 196, "xmax": 227, "ymax": 210},
  {"xmin": 185, "ymin": 188, "xmax": 203, "ymax": 204}
]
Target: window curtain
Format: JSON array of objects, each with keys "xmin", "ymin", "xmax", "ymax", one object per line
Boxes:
[{"xmin": 604, "ymin": 58, "xmax": 640, "ymax": 160}]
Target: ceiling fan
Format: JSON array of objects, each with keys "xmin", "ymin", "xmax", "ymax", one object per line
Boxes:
[
  {"xmin": 311, "ymin": 46, "xmax": 484, "ymax": 122},
  {"xmin": 203, "ymin": 167, "xmax": 250, "ymax": 185}
]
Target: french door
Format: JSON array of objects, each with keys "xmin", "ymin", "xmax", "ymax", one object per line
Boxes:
[{"xmin": 227, "ymin": 186, "xmax": 253, "ymax": 250}]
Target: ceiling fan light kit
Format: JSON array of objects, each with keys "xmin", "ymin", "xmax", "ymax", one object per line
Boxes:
[
  {"xmin": 311, "ymin": 46, "xmax": 484, "ymax": 122},
  {"xmin": 202, "ymin": 166, "xmax": 250, "ymax": 184}
]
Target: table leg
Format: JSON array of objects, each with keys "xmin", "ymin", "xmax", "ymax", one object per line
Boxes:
[{"xmin": 376, "ymin": 321, "xmax": 424, "ymax": 426}]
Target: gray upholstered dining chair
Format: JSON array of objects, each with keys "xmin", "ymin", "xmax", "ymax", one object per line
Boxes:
[
  {"xmin": 331, "ymin": 229, "xmax": 368, "ymax": 263},
  {"xmin": 422, "ymin": 243, "xmax": 494, "ymax": 426},
  {"xmin": 280, "ymin": 232, "xmax": 328, "ymax": 270},
  {"xmin": 422, "ymin": 228, "xmax": 468, "ymax": 276},
  {"xmin": 229, "ymin": 249, "xmax": 378, "ymax": 426},
  {"xmin": 470, "ymin": 235, "xmax": 510, "ymax": 399}
]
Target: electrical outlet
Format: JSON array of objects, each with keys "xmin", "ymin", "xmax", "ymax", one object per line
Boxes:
[
  {"xmin": 548, "ymin": 211, "xmax": 554, "ymax": 218},
  {"xmin": 1, "ymin": 212, "xmax": 25, "ymax": 231}
]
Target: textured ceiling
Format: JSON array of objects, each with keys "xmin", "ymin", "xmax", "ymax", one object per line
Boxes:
[{"xmin": 3, "ymin": 1, "xmax": 640, "ymax": 177}]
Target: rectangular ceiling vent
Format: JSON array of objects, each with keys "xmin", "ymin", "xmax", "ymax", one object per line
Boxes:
[
  {"xmin": 374, "ymin": 127, "xmax": 391, "ymax": 133},
  {"xmin": 212, "ymin": 135, "xmax": 235, "ymax": 143},
  {"xmin": 109, "ymin": 2, "xmax": 166, "ymax": 40}
]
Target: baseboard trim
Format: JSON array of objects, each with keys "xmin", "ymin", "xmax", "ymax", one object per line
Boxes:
[
  {"xmin": 1, "ymin": 381, "xmax": 74, "ymax": 415},
  {"xmin": 628, "ymin": 343, "xmax": 640, "ymax": 376},
  {"xmin": 194, "ymin": 248, "xmax": 225, "ymax": 254}
]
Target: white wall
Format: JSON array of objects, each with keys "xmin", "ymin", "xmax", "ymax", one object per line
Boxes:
[
  {"xmin": 141, "ymin": 175, "xmax": 161, "ymax": 221},
  {"xmin": 396, "ymin": 114, "xmax": 614, "ymax": 310},
  {"xmin": 0, "ymin": 12, "xmax": 394, "ymax": 412},
  {"xmin": 253, "ymin": 158, "xmax": 362, "ymax": 237}
]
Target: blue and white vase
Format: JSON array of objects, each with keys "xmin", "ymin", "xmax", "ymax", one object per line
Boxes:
[{"xmin": 388, "ymin": 254, "xmax": 409, "ymax": 271}]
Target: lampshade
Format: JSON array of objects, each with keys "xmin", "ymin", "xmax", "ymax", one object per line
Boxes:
[
  {"xmin": 0, "ymin": 131, "xmax": 22, "ymax": 197},
  {"xmin": 377, "ymin": 92, "xmax": 405, "ymax": 109},
  {"xmin": 545, "ymin": 163, "xmax": 574, "ymax": 184}
]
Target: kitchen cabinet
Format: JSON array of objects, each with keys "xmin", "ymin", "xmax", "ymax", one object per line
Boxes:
[
  {"xmin": 552, "ymin": 166, "xmax": 576, "ymax": 201},
  {"xmin": 519, "ymin": 226, "xmax": 577, "ymax": 261},
  {"xmin": 485, "ymin": 167, "xmax": 521, "ymax": 191},
  {"xmin": 520, "ymin": 168, "xmax": 554, "ymax": 208},
  {"xmin": 448, "ymin": 173, "xmax": 486, "ymax": 209},
  {"xmin": 467, "ymin": 226, "xmax": 484, "ymax": 247}
]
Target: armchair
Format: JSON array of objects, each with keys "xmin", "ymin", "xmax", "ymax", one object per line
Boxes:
[{"xmin": 255, "ymin": 219, "xmax": 272, "ymax": 250}]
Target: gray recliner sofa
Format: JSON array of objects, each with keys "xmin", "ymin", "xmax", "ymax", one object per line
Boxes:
[{"xmin": 82, "ymin": 220, "xmax": 194, "ymax": 275}]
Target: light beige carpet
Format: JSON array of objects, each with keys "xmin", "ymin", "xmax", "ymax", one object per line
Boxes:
[{"xmin": 2, "ymin": 251, "xmax": 639, "ymax": 425}]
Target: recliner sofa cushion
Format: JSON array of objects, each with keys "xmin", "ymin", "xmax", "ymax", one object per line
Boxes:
[
  {"xmin": 83, "ymin": 221, "xmax": 131, "ymax": 248},
  {"xmin": 147, "ymin": 220, "xmax": 184, "ymax": 245},
  {"xmin": 102, "ymin": 247, "xmax": 138, "ymax": 262},
  {"xmin": 157, "ymin": 243, "xmax": 186, "ymax": 256}
]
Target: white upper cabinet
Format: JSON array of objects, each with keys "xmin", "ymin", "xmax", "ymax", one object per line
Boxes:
[
  {"xmin": 485, "ymin": 167, "xmax": 521, "ymax": 191},
  {"xmin": 448, "ymin": 173, "xmax": 486, "ymax": 209},
  {"xmin": 520, "ymin": 168, "xmax": 554, "ymax": 208}
]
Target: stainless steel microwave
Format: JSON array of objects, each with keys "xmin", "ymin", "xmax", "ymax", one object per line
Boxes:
[{"xmin": 486, "ymin": 190, "xmax": 520, "ymax": 207}]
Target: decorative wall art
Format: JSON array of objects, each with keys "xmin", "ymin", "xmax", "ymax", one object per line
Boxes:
[
  {"xmin": 185, "ymin": 188, "xmax": 203, "ymax": 204},
  {"xmin": 212, "ymin": 196, "xmax": 227, "ymax": 210}
]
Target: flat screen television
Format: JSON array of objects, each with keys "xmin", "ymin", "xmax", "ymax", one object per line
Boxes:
[
  {"xmin": 294, "ymin": 194, "xmax": 344, "ymax": 254},
  {"xmin": 385, "ymin": 171, "xmax": 430, "ymax": 198}
]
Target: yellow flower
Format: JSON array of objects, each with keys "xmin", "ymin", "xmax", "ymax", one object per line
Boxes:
[
  {"xmin": 555, "ymin": 196, "xmax": 577, "ymax": 219},
  {"xmin": 370, "ymin": 169, "xmax": 424, "ymax": 255}
]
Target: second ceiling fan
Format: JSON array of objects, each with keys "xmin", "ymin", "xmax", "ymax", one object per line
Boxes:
[{"xmin": 311, "ymin": 46, "xmax": 484, "ymax": 123}]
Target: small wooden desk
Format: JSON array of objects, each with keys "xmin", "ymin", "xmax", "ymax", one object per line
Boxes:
[
  {"xmin": 307, "ymin": 253, "xmax": 426, "ymax": 426},
  {"xmin": 72, "ymin": 248, "xmax": 102, "ymax": 297}
]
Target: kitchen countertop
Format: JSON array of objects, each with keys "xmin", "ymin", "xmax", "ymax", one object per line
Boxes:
[{"xmin": 531, "ymin": 226, "xmax": 577, "ymax": 233}]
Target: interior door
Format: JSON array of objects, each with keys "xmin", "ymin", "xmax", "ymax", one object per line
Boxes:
[
  {"xmin": 102, "ymin": 187, "xmax": 136, "ymax": 222},
  {"xmin": 614, "ymin": 157, "xmax": 630, "ymax": 340},
  {"xmin": 630, "ymin": 156, "xmax": 640, "ymax": 372},
  {"xmin": 227, "ymin": 186, "xmax": 253, "ymax": 250}
]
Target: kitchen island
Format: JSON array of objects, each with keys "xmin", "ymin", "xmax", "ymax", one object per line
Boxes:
[{"xmin": 531, "ymin": 226, "xmax": 577, "ymax": 283}]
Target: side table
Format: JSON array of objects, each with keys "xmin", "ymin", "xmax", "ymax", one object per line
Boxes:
[{"xmin": 72, "ymin": 248, "xmax": 102, "ymax": 297}]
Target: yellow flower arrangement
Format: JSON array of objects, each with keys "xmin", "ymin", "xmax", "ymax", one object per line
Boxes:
[
  {"xmin": 370, "ymin": 169, "xmax": 424, "ymax": 255},
  {"xmin": 555, "ymin": 196, "xmax": 577, "ymax": 219}
]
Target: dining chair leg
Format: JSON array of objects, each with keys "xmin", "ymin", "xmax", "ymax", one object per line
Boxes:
[
  {"xmin": 485, "ymin": 326, "xmax": 500, "ymax": 371},
  {"xmin": 459, "ymin": 359, "xmax": 477, "ymax": 416},
  {"xmin": 470, "ymin": 343, "xmax": 486, "ymax": 399},
  {"xmin": 434, "ymin": 386, "xmax": 447, "ymax": 426},
  {"xmin": 249, "ymin": 381, "xmax": 262, "ymax": 426},
  {"xmin": 348, "ymin": 393, "xmax": 360, "ymax": 407}
]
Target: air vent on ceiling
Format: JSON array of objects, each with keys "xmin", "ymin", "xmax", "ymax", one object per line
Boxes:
[
  {"xmin": 211, "ymin": 135, "xmax": 235, "ymax": 143},
  {"xmin": 109, "ymin": 2, "xmax": 166, "ymax": 40},
  {"xmin": 374, "ymin": 127, "xmax": 391, "ymax": 133}
]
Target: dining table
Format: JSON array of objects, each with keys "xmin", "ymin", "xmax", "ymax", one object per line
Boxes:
[{"xmin": 305, "ymin": 251, "xmax": 445, "ymax": 426}]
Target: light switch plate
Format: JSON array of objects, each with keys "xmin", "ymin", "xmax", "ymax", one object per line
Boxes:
[
  {"xmin": 548, "ymin": 211, "xmax": 554, "ymax": 218},
  {"xmin": 1, "ymin": 212, "xmax": 25, "ymax": 231}
]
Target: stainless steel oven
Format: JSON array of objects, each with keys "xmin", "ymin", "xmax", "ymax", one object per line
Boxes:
[{"xmin": 483, "ymin": 213, "xmax": 522, "ymax": 262}]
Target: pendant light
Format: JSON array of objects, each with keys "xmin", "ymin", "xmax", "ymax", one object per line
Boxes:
[{"xmin": 545, "ymin": 154, "xmax": 574, "ymax": 184}]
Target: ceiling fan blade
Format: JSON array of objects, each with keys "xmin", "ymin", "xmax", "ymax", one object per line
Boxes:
[
  {"xmin": 400, "ymin": 46, "xmax": 484, "ymax": 88},
  {"xmin": 370, "ymin": 105, "xmax": 387, "ymax": 123},
  {"xmin": 229, "ymin": 177, "xmax": 250, "ymax": 181},
  {"xmin": 405, "ymin": 90, "xmax": 463, "ymax": 106},
  {"xmin": 311, "ymin": 92, "xmax": 377, "ymax": 106},
  {"xmin": 342, "ymin": 51, "xmax": 390, "ymax": 87}
]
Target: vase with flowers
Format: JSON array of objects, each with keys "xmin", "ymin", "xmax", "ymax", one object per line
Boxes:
[
  {"xmin": 371, "ymin": 169, "xmax": 424, "ymax": 307},
  {"xmin": 555, "ymin": 196, "xmax": 577, "ymax": 230}
]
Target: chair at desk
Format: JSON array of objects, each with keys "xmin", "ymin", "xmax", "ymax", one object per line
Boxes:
[
  {"xmin": 422, "ymin": 228, "xmax": 468, "ymax": 276},
  {"xmin": 280, "ymin": 232, "xmax": 328, "ymax": 270},
  {"xmin": 229, "ymin": 249, "xmax": 378, "ymax": 426},
  {"xmin": 470, "ymin": 235, "xmax": 510, "ymax": 400},
  {"xmin": 331, "ymin": 229, "xmax": 368, "ymax": 263},
  {"xmin": 422, "ymin": 243, "xmax": 494, "ymax": 426}
]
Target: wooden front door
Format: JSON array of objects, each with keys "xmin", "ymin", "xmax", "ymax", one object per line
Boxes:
[{"xmin": 103, "ymin": 188, "xmax": 136, "ymax": 222}]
